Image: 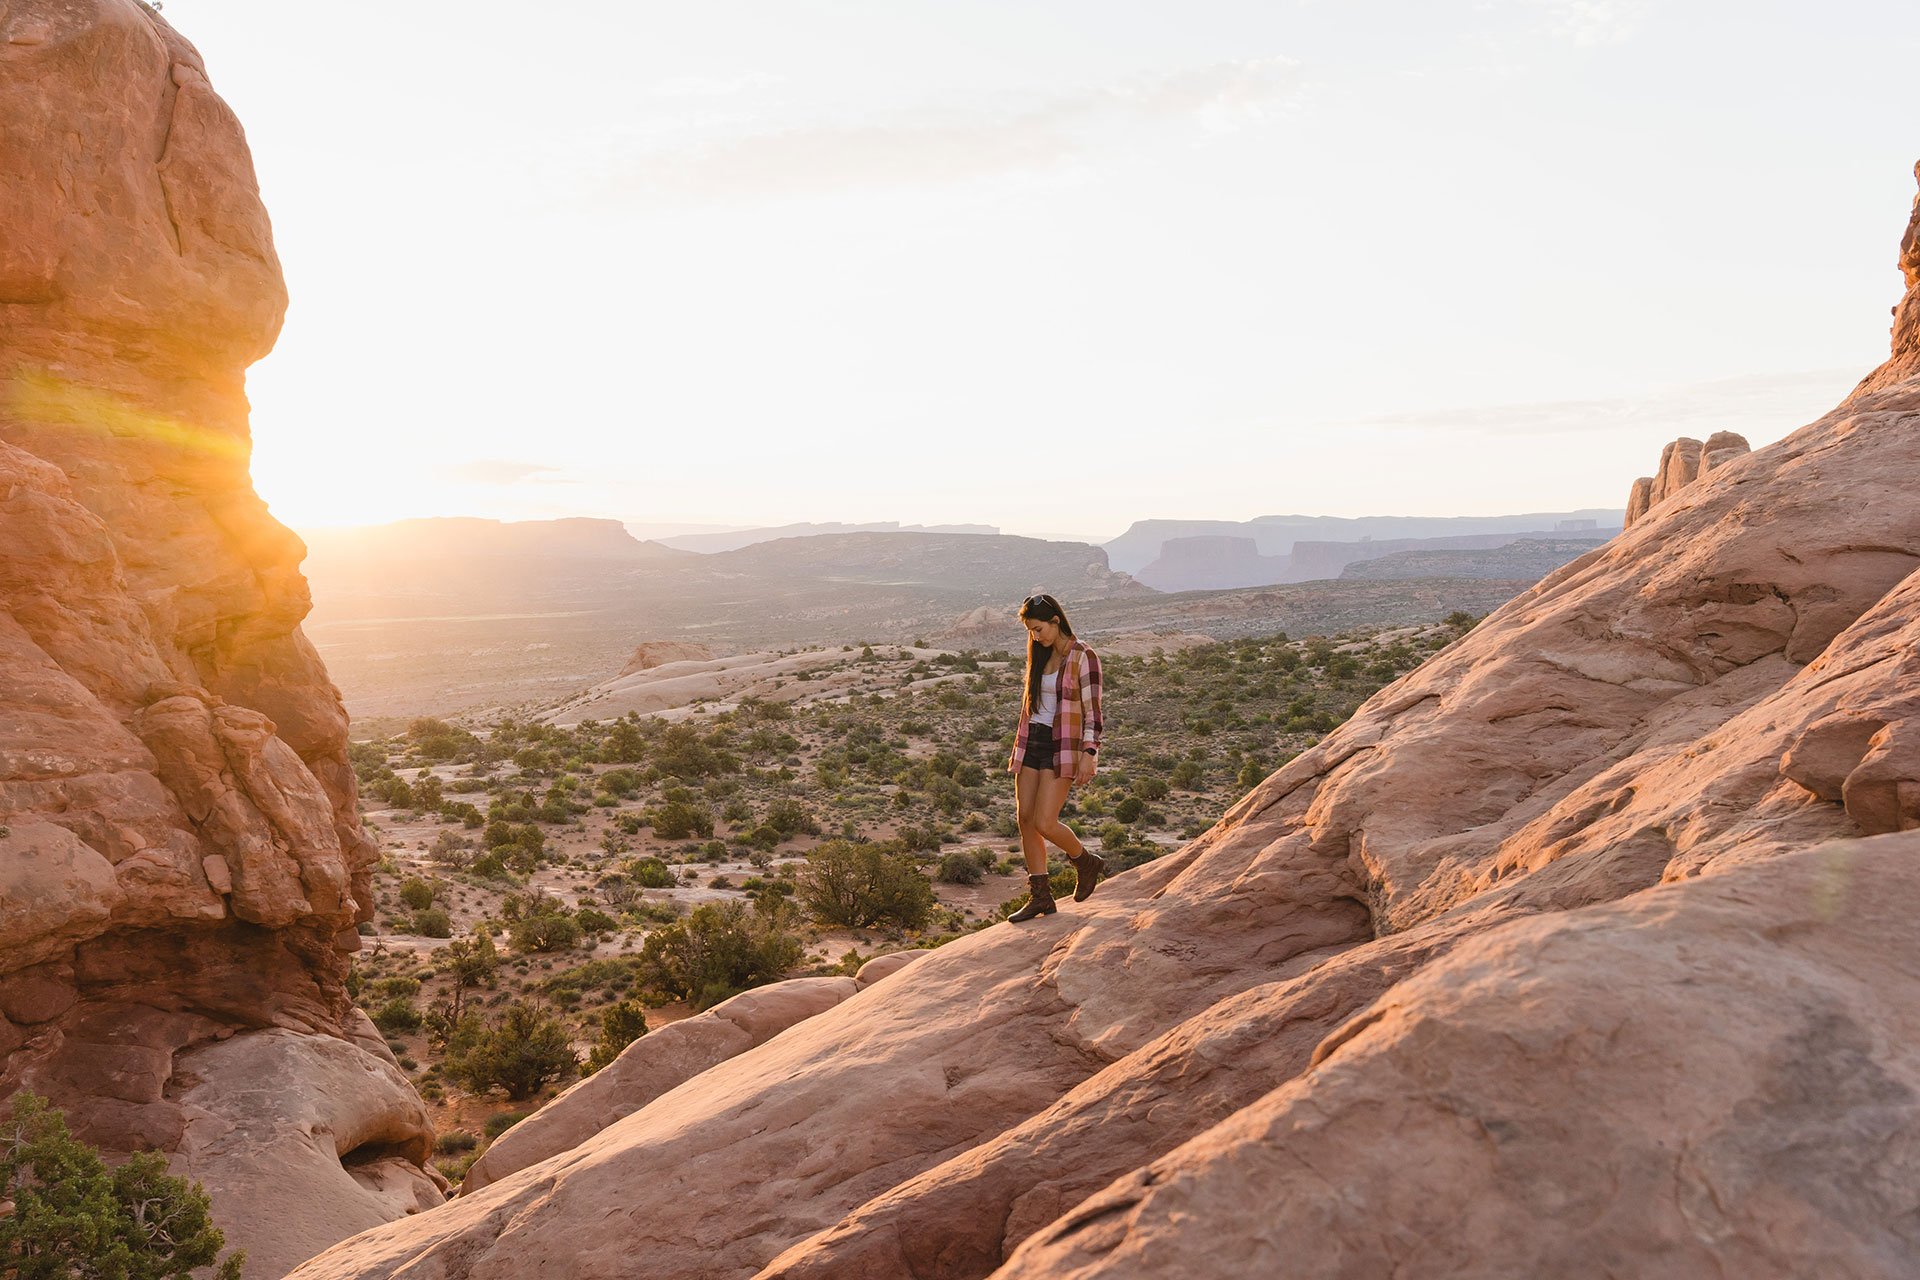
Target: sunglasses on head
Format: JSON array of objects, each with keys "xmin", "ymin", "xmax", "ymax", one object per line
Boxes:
[{"xmin": 1023, "ymin": 594, "xmax": 1056, "ymax": 610}]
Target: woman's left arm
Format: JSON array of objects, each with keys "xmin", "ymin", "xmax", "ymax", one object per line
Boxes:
[{"xmin": 1077, "ymin": 648, "xmax": 1103, "ymax": 782}]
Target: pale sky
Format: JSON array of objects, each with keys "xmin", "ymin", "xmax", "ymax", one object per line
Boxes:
[{"xmin": 169, "ymin": 0, "xmax": 1918, "ymax": 542}]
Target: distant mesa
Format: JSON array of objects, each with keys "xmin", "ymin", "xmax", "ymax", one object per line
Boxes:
[
  {"xmin": 1135, "ymin": 525, "xmax": 1618, "ymax": 593},
  {"xmin": 300, "ymin": 526, "xmax": 1142, "ymax": 719},
  {"xmin": 1624, "ymin": 430, "xmax": 1752, "ymax": 527},
  {"xmin": 618, "ymin": 641, "xmax": 715, "ymax": 677},
  {"xmin": 658, "ymin": 520, "xmax": 1000, "ymax": 554},
  {"xmin": 1135, "ymin": 535, "xmax": 1291, "ymax": 591},
  {"xmin": 302, "ymin": 515, "xmax": 687, "ymax": 564},
  {"xmin": 1102, "ymin": 509, "xmax": 1624, "ymax": 577},
  {"xmin": 1339, "ymin": 538, "xmax": 1610, "ymax": 582}
]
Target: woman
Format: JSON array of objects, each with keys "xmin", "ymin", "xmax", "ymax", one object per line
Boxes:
[{"xmin": 1005, "ymin": 593, "xmax": 1105, "ymax": 922}]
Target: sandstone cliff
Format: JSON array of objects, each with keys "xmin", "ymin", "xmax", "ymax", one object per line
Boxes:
[
  {"xmin": 291, "ymin": 167, "xmax": 1920, "ymax": 1280},
  {"xmin": 0, "ymin": 2, "xmax": 436, "ymax": 1274}
]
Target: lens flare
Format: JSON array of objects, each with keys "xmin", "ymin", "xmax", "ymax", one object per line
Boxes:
[{"xmin": 5, "ymin": 370, "xmax": 247, "ymax": 460}]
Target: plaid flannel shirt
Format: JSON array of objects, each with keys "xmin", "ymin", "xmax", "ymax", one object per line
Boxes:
[{"xmin": 1009, "ymin": 640, "xmax": 1103, "ymax": 784}]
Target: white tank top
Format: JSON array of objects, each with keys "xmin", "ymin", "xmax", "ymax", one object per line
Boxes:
[{"xmin": 1032, "ymin": 668, "xmax": 1060, "ymax": 728}]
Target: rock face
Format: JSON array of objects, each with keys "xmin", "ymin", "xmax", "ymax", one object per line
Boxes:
[
  {"xmin": 0, "ymin": 2, "xmax": 434, "ymax": 1273},
  {"xmin": 290, "ymin": 169, "xmax": 1920, "ymax": 1280},
  {"xmin": 1624, "ymin": 429, "xmax": 1751, "ymax": 526}
]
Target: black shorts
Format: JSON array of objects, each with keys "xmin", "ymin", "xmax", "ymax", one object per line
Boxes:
[{"xmin": 1021, "ymin": 722, "xmax": 1057, "ymax": 771}]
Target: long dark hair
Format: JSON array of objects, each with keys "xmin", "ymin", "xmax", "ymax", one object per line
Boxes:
[{"xmin": 1018, "ymin": 593, "xmax": 1076, "ymax": 717}]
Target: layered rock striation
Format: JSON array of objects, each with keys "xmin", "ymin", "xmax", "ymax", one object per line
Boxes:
[
  {"xmin": 294, "ymin": 172, "xmax": 1920, "ymax": 1279},
  {"xmin": 0, "ymin": 2, "xmax": 436, "ymax": 1274}
]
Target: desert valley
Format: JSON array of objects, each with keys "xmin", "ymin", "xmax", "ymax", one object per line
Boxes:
[{"xmin": 5, "ymin": 3, "xmax": 1920, "ymax": 1279}]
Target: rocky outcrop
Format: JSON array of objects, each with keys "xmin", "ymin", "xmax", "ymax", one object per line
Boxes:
[
  {"xmin": 617, "ymin": 641, "xmax": 714, "ymax": 677},
  {"xmin": 1624, "ymin": 429, "xmax": 1751, "ymax": 526},
  {"xmin": 0, "ymin": 1, "xmax": 433, "ymax": 1273},
  {"xmin": 289, "ymin": 167, "xmax": 1920, "ymax": 1280}
]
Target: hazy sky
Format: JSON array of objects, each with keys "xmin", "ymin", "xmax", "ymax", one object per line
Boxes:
[{"xmin": 169, "ymin": 0, "xmax": 1917, "ymax": 542}]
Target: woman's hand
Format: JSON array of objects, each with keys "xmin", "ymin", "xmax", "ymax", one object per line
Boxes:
[{"xmin": 1075, "ymin": 756, "xmax": 1096, "ymax": 786}]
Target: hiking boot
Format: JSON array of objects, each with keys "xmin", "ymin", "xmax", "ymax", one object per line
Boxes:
[
  {"xmin": 1007, "ymin": 873, "xmax": 1057, "ymax": 922},
  {"xmin": 1068, "ymin": 851, "xmax": 1106, "ymax": 902}
]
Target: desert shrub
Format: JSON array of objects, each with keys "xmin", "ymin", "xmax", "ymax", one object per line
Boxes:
[
  {"xmin": 895, "ymin": 823, "xmax": 949, "ymax": 853},
  {"xmin": 442, "ymin": 1002, "xmax": 578, "ymax": 1101},
  {"xmin": 599, "ymin": 767, "xmax": 641, "ymax": 798},
  {"xmin": 763, "ymin": 797, "xmax": 817, "ymax": 837},
  {"xmin": 635, "ymin": 901, "xmax": 803, "ymax": 1010},
  {"xmin": 0, "ymin": 1092, "xmax": 244, "ymax": 1278},
  {"xmin": 797, "ymin": 840, "xmax": 935, "ymax": 930},
  {"xmin": 574, "ymin": 907, "xmax": 618, "ymax": 935},
  {"xmin": 434, "ymin": 1130, "xmax": 479, "ymax": 1156},
  {"xmin": 936, "ymin": 850, "xmax": 985, "ymax": 885},
  {"xmin": 483, "ymin": 1110, "xmax": 531, "ymax": 1139},
  {"xmin": 586, "ymin": 1001, "xmax": 649, "ymax": 1072},
  {"xmin": 370, "ymin": 997, "xmax": 422, "ymax": 1035},
  {"xmin": 440, "ymin": 931, "xmax": 499, "ymax": 998},
  {"xmin": 429, "ymin": 830, "xmax": 473, "ymax": 867},
  {"xmin": 650, "ymin": 800, "xmax": 713, "ymax": 840},
  {"xmin": 540, "ymin": 957, "xmax": 642, "ymax": 1005},
  {"xmin": 628, "ymin": 856, "xmax": 675, "ymax": 888},
  {"xmin": 413, "ymin": 907, "xmax": 453, "ymax": 938},
  {"xmin": 1114, "ymin": 795, "xmax": 1145, "ymax": 823},
  {"xmin": 509, "ymin": 909, "xmax": 581, "ymax": 954}
]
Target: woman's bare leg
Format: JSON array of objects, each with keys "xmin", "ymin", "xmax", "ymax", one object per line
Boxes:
[
  {"xmin": 1015, "ymin": 766, "xmax": 1049, "ymax": 875},
  {"xmin": 1033, "ymin": 773, "xmax": 1086, "ymax": 860}
]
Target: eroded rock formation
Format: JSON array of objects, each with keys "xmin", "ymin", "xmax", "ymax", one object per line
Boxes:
[
  {"xmin": 1624, "ymin": 428, "xmax": 1750, "ymax": 526},
  {"xmin": 0, "ymin": 2, "xmax": 436, "ymax": 1274},
  {"xmin": 292, "ymin": 166, "xmax": 1920, "ymax": 1280}
]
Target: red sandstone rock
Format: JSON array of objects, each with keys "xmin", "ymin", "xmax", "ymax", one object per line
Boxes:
[{"xmin": 0, "ymin": 1, "xmax": 432, "ymax": 1271}]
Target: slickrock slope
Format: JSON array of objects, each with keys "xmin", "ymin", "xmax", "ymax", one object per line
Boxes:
[
  {"xmin": 0, "ymin": 2, "xmax": 436, "ymax": 1274},
  {"xmin": 295, "ymin": 186, "xmax": 1920, "ymax": 1278}
]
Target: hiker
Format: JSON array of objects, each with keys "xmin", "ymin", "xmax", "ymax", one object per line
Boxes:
[{"xmin": 1005, "ymin": 593, "xmax": 1105, "ymax": 921}]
